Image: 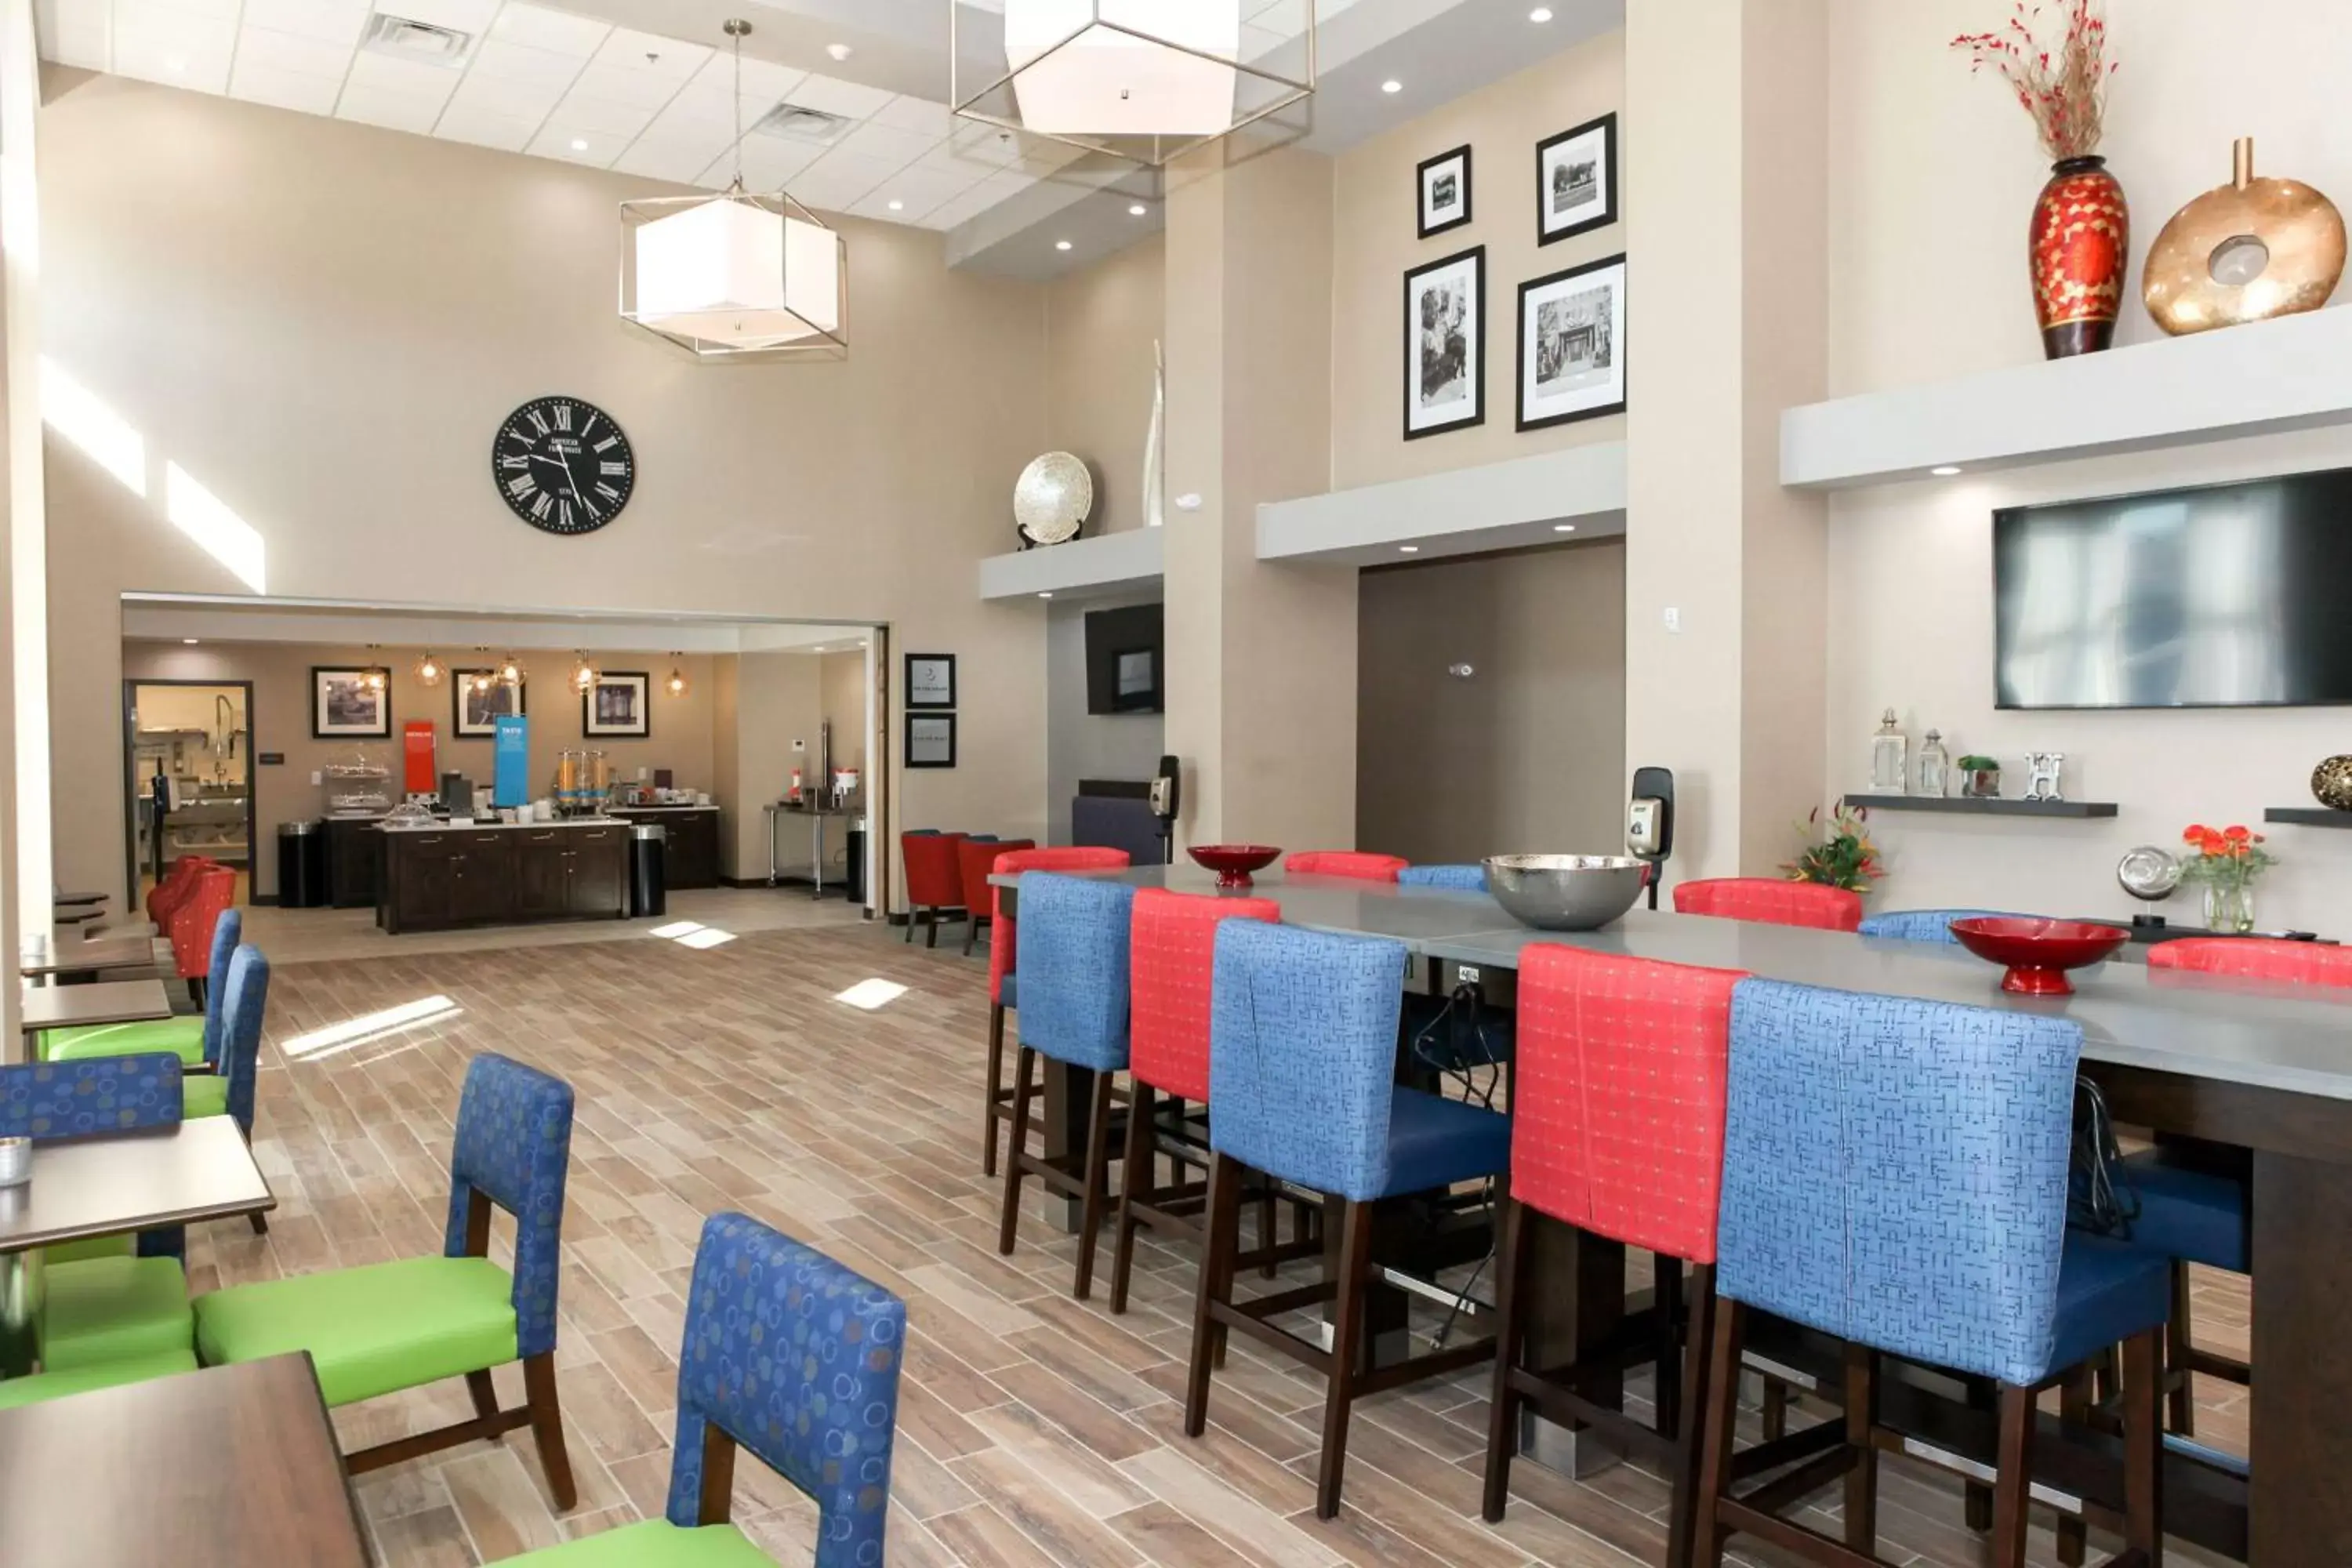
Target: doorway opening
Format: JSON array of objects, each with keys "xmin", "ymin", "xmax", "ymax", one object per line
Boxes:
[{"xmin": 122, "ymin": 679, "xmax": 256, "ymax": 906}]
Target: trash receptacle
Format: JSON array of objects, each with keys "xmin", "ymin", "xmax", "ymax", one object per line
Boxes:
[
  {"xmin": 630, "ymin": 822, "xmax": 667, "ymax": 919},
  {"xmin": 844, "ymin": 818, "xmax": 866, "ymax": 904},
  {"xmin": 278, "ymin": 820, "xmax": 327, "ymax": 909}
]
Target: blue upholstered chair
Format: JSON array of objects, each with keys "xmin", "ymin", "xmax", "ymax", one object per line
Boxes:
[
  {"xmin": 1691, "ymin": 982, "xmax": 2166, "ymax": 1568},
  {"xmin": 1855, "ymin": 907, "xmax": 2017, "ymax": 944},
  {"xmin": 1398, "ymin": 864, "xmax": 1488, "ymax": 892},
  {"xmin": 43, "ymin": 908, "xmax": 240, "ymax": 1066},
  {"xmin": 193, "ymin": 1054, "xmax": 579, "ymax": 1507},
  {"xmin": 497, "ymin": 1212, "xmax": 907, "ymax": 1568},
  {"xmin": 1187, "ymin": 921, "xmax": 1510, "ymax": 1520},
  {"xmin": 995, "ymin": 872, "xmax": 1135, "ymax": 1300},
  {"xmin": 0, "ymin": 1054, "xmax": 199, "ymax": 1411}
]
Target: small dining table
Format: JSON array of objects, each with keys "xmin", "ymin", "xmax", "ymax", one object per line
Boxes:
[
  {"xmin": 994, "ymin": 862, "xmax": 2352, "ymax": 1565},
  {"xmin": 19, "ymin": 934, "xmax": 163, "ymax": 983},
  {"xmin": 0, "ymin": 1353, "xmax": 368, "ymax": 1566},
  {"xmin": 18, "ymin": 978, "xmax": 173, "ymax": 1036}
]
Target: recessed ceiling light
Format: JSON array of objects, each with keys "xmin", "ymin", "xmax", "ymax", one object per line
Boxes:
[
  {"xmin": 569, "ymin": 138, "xmax": 589, "ymax": 151},
  {"xmin": 1931, "ymin": 465, "xmax": 1963, "ymax": 477},
  {"xmin": 1381, "ymin": 79, "xmax": 1403, "ymax": 94},
  {"xmin": 1038, "ymin": 591, "xmax": 1054, "ymax": 599},
  {"xmin": 1529, "ymin": 5, "xmax": 1554, "ymax": 20},
  {"xmin": 1398, "ymin": 545, "xmax": 1420, "ymax": 554},
  {"xmin": 182, "ymin": 637, "xmax": 199, "ymax": 645},
  {"xmin": 826, "ymin": 42, "xmax": 852, "ymax": 62},
  {"xmin": 887, "ymin": 198, "xmax": 904, "ymax": 211},
  {"xmin": 1128, "ymin": 203, "xmax": 1147, "ymax": 216},
  {"xmin": 1055, "ymin": 239, "xmax": 1073, "ymax": 251},
  {"xmin": 1553, "ymin": 524, "xmax": 1577, "ymax": 533}
]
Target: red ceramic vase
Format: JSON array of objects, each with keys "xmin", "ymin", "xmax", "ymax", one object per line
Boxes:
[{"xmin": 2030, "ymin": 155, "xmax": 2129, "ymax": 358}]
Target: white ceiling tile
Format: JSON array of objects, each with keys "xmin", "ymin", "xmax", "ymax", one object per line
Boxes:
[
  {"xmin": 565, "ymin": 60, "xmax": 688, "ymax": 111},
  {"xmin": 35, "ymin": 0, "xmax": 110, "ymax": 68},
  {"xmin": 539, "ymin": 93, "xmax": 654, "ymax": 139},
  {"xmin": 612, "ymin": 137, "xmax": 725, "ymax": 184},
  {"xmin": 641, "ymin": 93, "xmax": 738, "ymax": 142},
  {"xmin": 120, "ymin": 0, "xmax": 240, "ymax": 23},
  {"xmin": 527, "ymin": 124, "xmax": 628, "ymax": 166},
  {"xmin": 832, "ymin": 118, "xmax": 936, "ymax": 172},
  {"xmin": 434, "ymin": 102, "xmax": 539, "ymax": 151},
  {"xmin": 869, "ymin": 96, "xmax": 955, "ymax": 138},
  {"xmin": 345, "ymin": 49, "xmax": 466, "ymax": 96},
  {"xmin": 373, "ymin": 0, "xmax": 499, "ymax": 34},
  {"xmin": 466, "ymin": 38, "xmax": 588, "ymax": 92},
  {"xmin": 114, "ymin": 26, "xmax": 234, "ymax": 94},
  {"xmin": 780, "ymin": 71, "xmax": 893, "ymax": 122},
  {"xmin": 486, "ymin": 2, "xmax": 610, "ymax": 56},
  {"xmin": 916, "ymin": 182, "xmax": 1009, "ymax": 232},
  {"xmin": 862, "ymin": 162, "xmax": 981, "ymax": 219},
  {"xmin": 590, "ymin": 27, "xmax": 707, "ymax": 80},
  {"xmin": 777, "ymin": 147, "xmax": 901, "ymax": 212},
  {"xmin": 335, "ymin": 82, "xmax": 452, "ymax": 132},
  {"xmin": 445, "ymin": 69, "xmax": 565, "ymax": 121},
  {"xmin": 230, "ymin": 59, "xmax": 346, "ymax": 114},
  {"xmin": 238, "ymin": 0, "xmax": 370, "ymax": 46},
  {"xmin": 232, "ymin": 24, "xmax": 352, "ymax": 78},
  {"xmin": 681, "ymin": 49, "xmax": 803, "ymax": 105},
  {"xmin": 720, "ymin": 136, "xmax": 823, "ymax": 192}
]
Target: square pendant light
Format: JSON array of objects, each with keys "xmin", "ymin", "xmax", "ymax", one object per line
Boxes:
[
  {"xmin": 620, "ymin": 187, "xmax": 847, "ymax": 361},
  {"xmin": 952, "ymin": 0, "xmax": 1314, "ymax": 166}
]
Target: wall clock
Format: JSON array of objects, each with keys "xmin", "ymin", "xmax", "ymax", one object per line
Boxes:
[{"xmin": 493, "ymin": 396, "xmax": 634, "ymax": 535}]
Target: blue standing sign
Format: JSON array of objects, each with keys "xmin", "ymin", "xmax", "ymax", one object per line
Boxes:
[{"xmin": 493, "ymin": 713, "xmax": 529, "ymax": 808}]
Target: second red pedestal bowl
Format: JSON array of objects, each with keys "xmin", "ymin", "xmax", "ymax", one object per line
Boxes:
[{"xmin": 1951, "ymin": 916, "xmax": 2131, "ymax": 996}]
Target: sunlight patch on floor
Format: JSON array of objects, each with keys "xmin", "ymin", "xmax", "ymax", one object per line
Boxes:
[
  {"xmin": 281, "ymin": 994, "xmax": 459, "ymax": 1059},
  {"xmin": 833, "ymin": 977, "xmax": 909, "ymax": 1011}
]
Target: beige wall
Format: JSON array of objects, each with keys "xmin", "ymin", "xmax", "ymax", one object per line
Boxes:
[
  {"xmin": 38, "ymin": 70, "xmax": 1052, "ymax": 903},
  {"xmin": 1822, "ymin": 2, "xmax": 2352, "ymax": 931},
  {"xmin": 1046, "ymin": 593, "xmax": 1164, "ymax": 845},
  {"xmin": 122, "ymin": 640, "xmax": 720, "ymax": 890},
  {"xmin": 819, "ymin": 650, "xmax": 868, "ymax": 779},
  {"xmin": 1044, "ymin": 236, "xmax": 1166, "ymax": 536},
  {"xmin": 731, "ymin": 651, "xmax": 825, "ymax": 881},
  {"xmin": 1330, "ymin": 31, "xmax": 1626, "ymax": 491},
  {"xmin": 1357, "ymin": 543, "xmax": 1626, "ymax": 863}
]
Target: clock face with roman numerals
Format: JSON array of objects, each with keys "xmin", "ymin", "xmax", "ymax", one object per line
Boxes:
[{"xmin": 493, "ymin": 396, "xmax": 634, "ymax": 535}]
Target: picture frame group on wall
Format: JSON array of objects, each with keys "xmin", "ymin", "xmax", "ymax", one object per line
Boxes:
[
  {"xmin": 906, "ymin": 712, "xmax": 957, "ymax": 769},
  {"xmin": 583, "ymin": 671, "xmax": 650, "ymax": 739},
  {"xmin": 452, "ymin": 672, "xmax": 525, "ymax": 739},
  {"xmin": 1536, "ymin": 112, "xmax": 1617, "ymax": 245},
  {"xmin": 905, "ymin": 653, "xmax": 956, "ymax": 711},
  {"xmin": 1416, "ymin": 143, "xmax": 1472, "ymax": 238},
  {"xmin": 1403, "ymin": 245, "xmax": 1486, "ymax": 440},
  {"xmin": 1518, "ymin": 252, "xmax": 1628, "ymax": 430},
  {"xmin": 310, "ymin": 666, "xmax": 390, "ymax": 740}
]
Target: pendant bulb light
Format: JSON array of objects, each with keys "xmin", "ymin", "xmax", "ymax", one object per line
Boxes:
[
  {"xmin": 666, "ymin": 658, "xmax": 688, "ymax": 698},
  {"xmin": 497, "ymin": 652, "xmax": 525, "ymax": 688},
  {"xmin": 364, "ymin": 646, "xmax": 388, "ymax": 692},
  {"xmin": 572, "ymin": 652, "xmax": 599, "ymax": 694},
  {"xmin": 415, "ymin": 651, "xmax": 444, "ymax": 688}
]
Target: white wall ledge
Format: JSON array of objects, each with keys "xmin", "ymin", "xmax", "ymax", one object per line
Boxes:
[
  {"xmin": 1782, "ymin": 305, "xmax": 2352, "ymax": 489},
  {"xmin": 978, "ymin": 528, "xmax": 1163, "ymax": 602},
  {"xmin": 1256, "ymin": 442, "xmax": 1627, "ymax": 566}
]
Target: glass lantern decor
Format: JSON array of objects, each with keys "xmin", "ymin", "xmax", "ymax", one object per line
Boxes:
[
  {"xmin": 951, "ymin": 0, "xmax": 1316, "ymax": 166},
  {"xmin": 1918, "ymin": 728, "xmax": 1950, "ymax": 798},
  {"xmin": 1870, "ymin": 709, "xmax": 1908, "ymax": 794}
]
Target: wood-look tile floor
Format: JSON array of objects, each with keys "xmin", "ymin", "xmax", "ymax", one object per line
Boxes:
[{"xmin": 183, "ymin": 926, "xmax": 2248, "ymax": 1567}]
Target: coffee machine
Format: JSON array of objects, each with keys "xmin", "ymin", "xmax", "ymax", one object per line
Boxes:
[{"xmin": 1627, "ymin": 766, "xmax": 1675, "ymax": 909}]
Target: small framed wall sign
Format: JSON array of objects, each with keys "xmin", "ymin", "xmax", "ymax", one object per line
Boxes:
[
  {"xmin": 1416, "ymin": 143, "xmax": 1472, "ymax": 238},
  {"xmin": 906, "ymin": 712, "xmax": 957, "ymax": 769},
  {"xmin": 1518, "ymin": 253, "xmax": 1628, "ymax": 430},
  {"xmin": 1403, "ymin": 245, "xmax": 1486, "ymax": 441},
  {"xmin": 1536, "ymin": 112, "xmax": 1617, "ymax": 245},
  {"xmin": 906, "ymin": 652, "xmax": 956, "ymax": 711},
  {"xmin": 311, "ymin": 666, "xmax": 391, "ymax": 740},
  {"xmin": 583, "ymin": 671, "xmax": 651, "ymax": 739}
]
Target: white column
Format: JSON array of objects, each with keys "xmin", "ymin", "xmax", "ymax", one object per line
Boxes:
[{"xmin": 0, "ymin": 0, "xmax": 41, "ymax": 1054}]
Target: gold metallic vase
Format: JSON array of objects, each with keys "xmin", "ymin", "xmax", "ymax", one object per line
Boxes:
[{"xmin": 2144, "ymin": 138, "xmax": 2346, "ymax": 336}]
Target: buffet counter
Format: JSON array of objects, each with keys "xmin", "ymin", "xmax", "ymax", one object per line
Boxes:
[{"xmin": 376, "ymin": 818, "xmax": 626, "ymax": 935}]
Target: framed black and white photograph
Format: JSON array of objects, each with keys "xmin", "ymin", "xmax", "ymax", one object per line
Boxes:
[
  {"xmin": 906, "ymin": 652, "xmax": 956, "ymax": 711},
  {"xmin": 906, "ymin": 712, "xmax": 957, "ymax": 769},
  {"xmin": 583, "ymin": 671, "xmax": 650, "ymax": 739},
  {"xmin": 1403, "ymin": 245, "xmax": 1486, "ymax": 441},
  {"xmin": 1536, "ymin": 112, "xmax": 1617, "ymax": 245},
  {"xmin": 311, "ymin": 666, "xmax": 390, "ymax": 740},
  {"xmin": 1518, "ymin": 253, "xmax": 1628, "ymax": 430},
  {"xmin": 452, "ymin": 673, "xmax": 525, "ymax": 739},
  {"xmin": 1416, "ymin": 143, "xmax": 1472, "ymax": 239}
]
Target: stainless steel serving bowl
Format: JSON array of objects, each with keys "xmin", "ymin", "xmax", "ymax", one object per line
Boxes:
[{"xmin": 1483, "ymin": 854, "xmax": 1649, "ymax": 931}]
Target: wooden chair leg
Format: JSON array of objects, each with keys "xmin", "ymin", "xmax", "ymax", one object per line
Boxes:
[
  {"xmin": 1073, "ymin": 1071, "xmax": 1117, "ymax": 1301},
  {"xmin": 1990, "ymin": 1382, "xmax": 2035, "ymax": 1568},
  {"xmin": 982, "ymin": 1004, "xmax": 1007, "ymax": 1178},
  {"xmin": 1479, "ymin": 1196, "xmax": 1533, "ymax": 1523},
  {"xmin": 904, "ymin": 909, "xmax": 916, "ymax": 943},
  {"xmin": 466, "ymin": 1368, "xmax": 500, "ymax": 1428},
  {"xmin": 1843, "ymin": 1342, "xmax": 1878, "ymax": 1557},
  {"xmin": 997, "ymin": 1047, "xmax": 1037, "ymax": 1255},
  {"xmin": 964, "ymin": 912, "xmax": 980, "ymax": 957},
  {"xmin": 1665, "ymin": 1265, "xmax": 1717, "ymax": 1568},
  {"xmin": 524, "ymin": 1352, "xmax": 577, "ymax": 1512},
  {"xmin": 2123, "ymin": 1327, "xmax": 2166, "ymax": 1567},
  {"xmin": 1316, "ymin": 1198, "xmax": 1376, "ymax": 1520},
  {"xmin": 2165, "ymin": 1260, "xmax": 2197, "ymax": 1436},
  {"xmin": 248, "ymin": 1211, "xmax": 269, "ymax": 1236},
  {"xmin": 1109, "ymin": 1081, "xmax": 1153, "ymax": 1315},
  {"xmin": 1760, "ymin": 1374, "xmax": 1788, "ymax": 1441},
  {"xmin": 925, "ymin": 909, "xmax": 940, "ymax": 948},
  {"xmin": 1654, "ymin": 1254, "xmax": 1685, "ymax": 1439},
  {"xmin": 1964, "ymin": 1375, "xmax": 1996, "ymax": 1530},
  {"xmin": 1689, "ymin": 1298, "xmax": 1744, "ymax": 1568},
  {"xmin": 1257, "ymin": 1187, "xmax": 1279, "ymax": 1279},
  {"xmin": 2056, "ymin": 1363, "xmax": 2092, "ymax": 1566},
  {"xmin": 1183, "ymin": 1152, "xmax": 1243, "ymax": 1439}
]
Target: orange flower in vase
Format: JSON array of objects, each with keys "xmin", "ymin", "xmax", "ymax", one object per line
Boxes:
[{"xmin": 2180, "ymin": 822, "xmax": 2274, "ymax": 933}]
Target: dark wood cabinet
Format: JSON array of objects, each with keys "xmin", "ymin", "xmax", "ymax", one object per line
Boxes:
[
  {"xmin": 325, "ymin": 818, "xmax": 383, "ymax": 909},
  {"xmin": 378, "ymin": 824, "xmax": 626, "ymax": 934},
  {"xmin": 612, "ymin": 808, "xmax": 720, "ymax": 889}
]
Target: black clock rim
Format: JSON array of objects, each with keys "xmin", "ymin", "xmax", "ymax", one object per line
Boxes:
[{"xmin": 495, "ymin": 396, "xmax": 633, "ymax": 535}]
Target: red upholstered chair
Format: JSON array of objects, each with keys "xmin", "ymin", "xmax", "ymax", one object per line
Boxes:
[
  {"xmin": 1283, "ymin": 851, "xmax": 1408, "ymax": 883},
  {"xmin": 899, "ymin": 830, "xmax": 967, "ymax": 947},
  {"xmin": 958, "ymin": 837, "xmax": 1033, "ymax": 957},
  {"xmin": 979, "ymin": 845, "xmax": 1131, "ymax": 1177},
  {"xmin": 1483, "ymin": 943, "xmax": 1805, "ymax": 1564},
  {"xmin": 1671, "ymin": 877, "xmax": 1862, "ymax": 933},
  {"xmin": 166, "ymin": 868, "xmax": 238, "ymax": 1007},
  {"xmin": 2148, "ymin": 936, "xmax": 2352, "ymax": 985},
  {"xmin": 145, "ymin": 856, "xmax": 216, "ymax": 931}
]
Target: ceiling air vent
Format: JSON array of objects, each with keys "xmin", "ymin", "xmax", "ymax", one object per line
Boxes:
[
  {"xmin": 751, "ymin": 102, "xmax": 852, "ymax": 145},
  {"xmin": 363, "ymin": 13, "xmax": 475, "ymax": 66}
]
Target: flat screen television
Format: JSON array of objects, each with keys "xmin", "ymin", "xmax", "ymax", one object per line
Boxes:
[
  {"xmin": 1084, "ymin": 602, "xmax": 1163, "ymax": 714},
  {"xmin": 1993, "ymin": 466, "xmax": 2352, "ymax": 710}
]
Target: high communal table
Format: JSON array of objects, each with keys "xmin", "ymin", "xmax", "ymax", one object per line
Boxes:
[
  {"xmin": 993, "ymin": 862, "xmax": 2352, "ymax": 1565},
  {"xmin": 19, "ymin": 978, "xmax": 173, "ymax": 1037}
]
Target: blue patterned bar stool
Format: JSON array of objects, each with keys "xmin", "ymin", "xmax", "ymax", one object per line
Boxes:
[
  {"xmin": 1185, "ymin": 921, "xmax": 1511, "ymax": 1520},
  {"xmin": 194, "ymin": 1053, "xmax": 579, "ymax": 1507},
  {"xmin": 1855, "ymin": 908, "xmax": 2017, "ymax": 943},
  {"xmin": 1690, "ymin": 982, "xmax": 2167, "ymax": 1568},
  {"xmin": 996, "ymin": 871, "xmax": 1136, "ymax": 1301},
  {"xmin": 495, "ymin": 1211, "xmax": 907, "ymax": 1568}
]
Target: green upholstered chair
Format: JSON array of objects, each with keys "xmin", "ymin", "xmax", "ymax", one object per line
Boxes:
[
  {"xmin": 494, "ymin": 1212, "xmax": 906, "ymax": 1568},
  {"xmin": 192, "ymin": 1053, "xmax": 578, "ymax": 1506},
  {"xmin": 42, "ymin": 908, "xmax": 238, "ymax": 1067}
]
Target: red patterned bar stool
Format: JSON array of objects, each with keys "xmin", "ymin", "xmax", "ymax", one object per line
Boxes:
[
  {"xmin": 1282, "ymin": 850, "xmax": 1408, "ymax": 882},
  {"xmin": 979, "ymin": 846, "xmax": 1130, "ymax": 1178},
  {"xmin": 1673, "ymin": 877, "xmax": 1862, "ymax": 933},
  {"xmin": 959, "ymin": 835, "xmax": 1033, "ymax": 956}
]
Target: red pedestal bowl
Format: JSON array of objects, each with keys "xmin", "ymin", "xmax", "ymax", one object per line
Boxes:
[
  {"xmin": 1951, "ymin": 916, "xmax": 2131, "ymax": 996},
  {"xmin": 1188, "ymin": 844, "xmax": 1281, "ymax": 889}
]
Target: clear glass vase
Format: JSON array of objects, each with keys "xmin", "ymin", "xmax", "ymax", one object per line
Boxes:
[{"xmin": 2202, "ymin": 880, "xmax": 2256, "ymax": 935}]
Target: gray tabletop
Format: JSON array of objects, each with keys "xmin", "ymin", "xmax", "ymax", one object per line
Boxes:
[
  {"xmin": 0, "ymin": 1118, "xmax": 275, "ymax": 1252},
  {"xmin": 20, "ymin": 979, "xmax": 174, "ymax": 1033},
  {"xmin": 992, "ymin": 863, "xmax": 2352, "ymax": 1103},
  {"xmin": 19, "ymin": 935, "xmax": 162, "ymax": 980}
]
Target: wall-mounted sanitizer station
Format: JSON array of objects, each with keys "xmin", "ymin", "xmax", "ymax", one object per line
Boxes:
[{"xmin": 1628, "ymin": 766, "xmax": 1675, "ymax": 909}]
